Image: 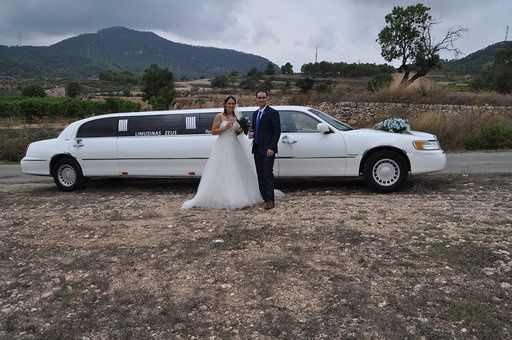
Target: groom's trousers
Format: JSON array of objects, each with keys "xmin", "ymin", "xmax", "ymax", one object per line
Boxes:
[{"xmin": 253, "ymin": 149, "xmax": 275, "ymax": 202}]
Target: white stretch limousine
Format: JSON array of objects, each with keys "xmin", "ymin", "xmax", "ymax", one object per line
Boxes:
[{"xmin": 21, "ymin": 106, "xmax": 446, "ymax": 192}]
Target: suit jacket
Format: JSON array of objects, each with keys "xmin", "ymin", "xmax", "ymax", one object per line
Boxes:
[{"xmin": 252, "ymin": 106, "xmax": 281, "ymax": 155}]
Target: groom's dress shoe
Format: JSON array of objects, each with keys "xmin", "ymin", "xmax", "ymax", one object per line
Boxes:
[{"xmin": 264, "ymin": 201, "xmax": 275, "ymax": 210}]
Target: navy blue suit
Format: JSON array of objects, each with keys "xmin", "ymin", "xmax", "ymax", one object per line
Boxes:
[{"xmin": 252, "ymin": 106, "xmax": 281, "ymax": 202}]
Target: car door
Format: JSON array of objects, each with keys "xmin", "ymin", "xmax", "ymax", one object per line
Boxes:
[
  {"xmin": 277, "ymin": 110, "xmax": 347, "ymax": 176},
  {"xmin": 72, "ymin": 117, "xmax": 119, "ymax": 176}
]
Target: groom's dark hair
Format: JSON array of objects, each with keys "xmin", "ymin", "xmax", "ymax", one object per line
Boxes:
[{"xmin": 255, "ymin": 90, "xmax": 268, "ymax": 97}]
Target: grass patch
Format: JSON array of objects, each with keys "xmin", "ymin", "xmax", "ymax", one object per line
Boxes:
[
  {"xmin": 463, "ymin": 123, "xmax": 512, "ymax": 150},
  {"xmin": 446, "ymin": 301, "xmax": 503, "ymax": 338},
  {"xmin": 428, "ymin": 241, "xmax": 449, "ymax": 250}
]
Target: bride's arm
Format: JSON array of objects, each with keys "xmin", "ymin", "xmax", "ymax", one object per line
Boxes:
[{"xmin": 211, "ymin": 113, "xmax": 233, "ymax": 135}]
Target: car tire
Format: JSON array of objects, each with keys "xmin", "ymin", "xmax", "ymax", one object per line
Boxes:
[
  {"xmin": 363, "ymin": 150, "xmax": 408, "ymax": 193},
  {"xmin": 52, "ymin": 158, "xmax": 85, "ymax": 191}
]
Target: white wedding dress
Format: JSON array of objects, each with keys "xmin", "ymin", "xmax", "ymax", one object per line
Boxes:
[{"xmin": 181, "ymin": 117, "xmax": 264, "ymax": 210}]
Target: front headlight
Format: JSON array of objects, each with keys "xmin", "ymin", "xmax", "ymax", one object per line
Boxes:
[{"xmin": 413, "ymin": 140, "xmax": 440, "ymax": 150}]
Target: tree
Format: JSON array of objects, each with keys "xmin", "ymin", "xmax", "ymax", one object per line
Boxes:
[
  {"xmin": 296, "ymin": 78, "xmax": 315, "ymax": 93},
  {"xmin": 368, "ymin": 73, "xmax": 393, "ymax": 92},
  {"xmin": 141, "ymin": 64, "xmax": 176, "ymax": 107},
  {"xmin": 281, "ymin": 62, "xmax": 294, "ymax": 75},
  {"xmin": 377, "ymin": 3, "xmax": 467, "ymax": 85},
  {"xmin": 260, "ymin": 79, "xmax": 273, "ymax": 93},
  {"xmin": 247, "ymin": 67, "xmax": 262, "ymax": 77},
  {"xmin": 471, "ymin": 44, "xmax": 512, "ymax": 93},
  {"xmin": 65, "ymin": 82, "xmax": 82, "ymax": 98},
  {"xmin": 211, "ymin": 75, "xmax": 229, "ymax": 88},
  {"xmin": 265, "ymin": 63, "xmax": 275, "ymax": 75},
  {"xmin": 282, "ymin": 80, "xmax": 292, "ymax": 93},
  {"xmin": 21, "ymin": 85, "xmax": 46, "ymax": 97},
  {"xmin": 239, "ymin": 77, "xmax": 258, "ymax": 91},
  {"xmin": 491, "ymin": 45, "xmax": 512, "ymax": 93}
]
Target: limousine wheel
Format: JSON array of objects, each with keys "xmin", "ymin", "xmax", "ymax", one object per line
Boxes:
[
  {"xmin": 363, "ymin": 150, "xmax": 407, "ymax": 193},
  {"xmin": 52, "ymin": 158, "xmax": 85, "ymax": 192}
]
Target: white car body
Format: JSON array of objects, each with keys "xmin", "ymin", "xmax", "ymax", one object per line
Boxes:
[{"xmin": 21, "ymin": 106, "xmax": 446, "ymax": 192}]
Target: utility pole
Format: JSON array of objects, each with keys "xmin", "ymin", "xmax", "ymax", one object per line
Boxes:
[
  {"xmin": 315, "ymin": 46, "xmax": 318, "ymax": 64},
  {"xmin": 506, "ymin": 26, "xmax": 509, "ymax": 41}
]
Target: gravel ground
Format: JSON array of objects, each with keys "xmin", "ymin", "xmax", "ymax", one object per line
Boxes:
[{"xmin": 1, "ymin": 174, "xmax": 511, "ymax": 339}]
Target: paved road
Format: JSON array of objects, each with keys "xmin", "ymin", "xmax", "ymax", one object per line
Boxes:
[{"xmin": 1, "ymin": 151, "xmax": 511, "ymax": 184}]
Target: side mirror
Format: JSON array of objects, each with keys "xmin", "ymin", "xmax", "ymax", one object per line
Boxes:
[{"xmin": 317, "ymin": 123, "xmax": 331, "ymax": 133}]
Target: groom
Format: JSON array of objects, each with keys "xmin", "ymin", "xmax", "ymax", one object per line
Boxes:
[{"xmin": 251, "ymin": 90, "xmax": 281, "ymax": 210}]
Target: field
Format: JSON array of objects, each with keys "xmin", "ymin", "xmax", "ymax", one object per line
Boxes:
[{"xmin": 1, "ymin": 174, "xmax": 511, "ymax": 338}]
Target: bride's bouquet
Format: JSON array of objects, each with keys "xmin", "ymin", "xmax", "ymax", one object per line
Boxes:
[{"xmin": 234, "ymin": 106, "xmax": 250, "ymax": 135}]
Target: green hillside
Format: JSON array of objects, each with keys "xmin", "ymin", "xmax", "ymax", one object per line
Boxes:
[
  {"xmin": 0, "ymin": 27, "xmax": 276, "ymax": 79},
  {"xmin": 441, "ymin": 41, "xmax": 512, "ymax": 75}
]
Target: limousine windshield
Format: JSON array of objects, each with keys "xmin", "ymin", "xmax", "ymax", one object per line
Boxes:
[{"xmin": 308, "ymin": 109, "xmax": 353, "ymax": 131}]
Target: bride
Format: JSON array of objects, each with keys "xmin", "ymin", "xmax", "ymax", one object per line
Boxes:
[{"xmin": 181, "ymin": 95, "xmax": 264, "ymax": 210}]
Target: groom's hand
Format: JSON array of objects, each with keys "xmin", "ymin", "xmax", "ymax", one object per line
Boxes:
[{"xmin": 266, "ymin": 149, "xmax": 274, "ymax": 157}]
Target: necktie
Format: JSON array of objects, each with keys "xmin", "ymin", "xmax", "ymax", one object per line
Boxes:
[{"xmin": 255, "ymin": 110, "xmax": 263, "ymax": 143}]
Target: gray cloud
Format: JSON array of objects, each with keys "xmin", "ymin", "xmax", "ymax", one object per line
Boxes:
[
  {"xmin": 0, "ymin": 0, "xmax": 510, "ymax": 69},
  {"xmin": 0, "ymin": 0, "xmax": 243, "ymax": 45}
]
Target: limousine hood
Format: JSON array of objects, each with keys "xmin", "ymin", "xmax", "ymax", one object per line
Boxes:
[
  {"xmin": 350, "ymin": 128, "xmax": 437, "ymax": 140},
  {"xmin": 343, "ymin": 128, "xmax": 440, "ymax": 154}
]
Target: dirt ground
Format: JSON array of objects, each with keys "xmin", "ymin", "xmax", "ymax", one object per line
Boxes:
[{"xmin": 1, "ymin": 173, "xmax": 511, "ymax": 339}]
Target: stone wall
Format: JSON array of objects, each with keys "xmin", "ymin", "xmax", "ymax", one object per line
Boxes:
[{"xmin": 315, "ymin": 102, "xmax": 512, "ymax": 127}]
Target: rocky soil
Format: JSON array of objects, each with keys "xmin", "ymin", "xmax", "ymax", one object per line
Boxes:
[{"xmin": 1, "ymin": 174, "xmax": 511, "ymax": 339}]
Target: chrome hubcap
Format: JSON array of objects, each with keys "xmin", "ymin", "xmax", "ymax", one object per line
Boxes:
[
  {"xmin": 58, "ymin": 165, "xmax": 76, "ymax": 187},
  {"xmin": 372, "ymin": 159, "xmax": 400, "ymax": 186}
]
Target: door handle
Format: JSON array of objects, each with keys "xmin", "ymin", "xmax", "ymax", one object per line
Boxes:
[
  {"xmin": 281, "ymin": 135, "xmax": 297, "ymax": 144},
  {"xmin": 73, "ymin": 138, "xmax": 84, "ymax": 147}
]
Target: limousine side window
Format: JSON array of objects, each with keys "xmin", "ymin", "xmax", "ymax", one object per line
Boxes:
[
  {"xmin": 76, "ymin": 117, "xmax": 118, "ymax": 138},
  {"xmin": 125, "ymin": 113, "xmax": 217, "ymax": 136},
  {"xmin": 198, "ymin": 113, "xmax": 217, "ymax": 134},
  {"xmin": 280, "ymin": 111, "xmax": 320, "ymax": 133},
  {"xmin": 129, "ymin": 115, "xmax": 181, "ymax": 136}
]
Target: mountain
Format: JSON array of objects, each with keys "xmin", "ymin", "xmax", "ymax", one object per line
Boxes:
[
  {"xmin": 0, "ymin": 26, "xmax": 276, "ymax": 79},
  {"xmin": 441, "ymin": 41, "xmax": 512, "ymax": 75}
]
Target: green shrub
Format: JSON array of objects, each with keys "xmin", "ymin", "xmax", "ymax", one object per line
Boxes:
[
  {"xmin": 21, "ymin": 85, "xmax": 46, "ymax": 98},
  {"xmin": 0, "ymin": 97, "xmax": 142, "ymax": 121},
  {"xmin": 368, "ymin": 73, "xmax": 393, "ymax": 92},
  {"xmin": 104, "ymin": 97, "xmax": 140, "ymax": 113},
  {"xmin": 149, "ymin": 96, "xmax": 168, "ymax": 110},
  {"xmin": 462, "ymin": 123, "xmax": 512, "ymax": 150},
  {"xmin": 211, "ymin": 76, "xmax": 229, "ymax": 88}
]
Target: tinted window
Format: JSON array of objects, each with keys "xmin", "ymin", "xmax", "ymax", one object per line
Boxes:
[
  {"xmin": 77, "ymin": 118, "xmax": 117, "ymax": 138},
  {"xmin": 280, "ymin": 111, "xmax": 320, "ymax": 133},
  {"xmin": 129, "ymin": 114, "xmax": 181, "ymax": 136},
  {"xmin": 127, "ymin": 113, "xmax": 217, "ymax": 136},
  {"xmin": 198, "ymin": 113, "xmax": 216, "ymax": 134}
]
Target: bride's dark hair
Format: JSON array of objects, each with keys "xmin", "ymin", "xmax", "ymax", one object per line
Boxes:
[{"xmin": 223, "ymin": 95, "xmax": 237, "ymax": 115}]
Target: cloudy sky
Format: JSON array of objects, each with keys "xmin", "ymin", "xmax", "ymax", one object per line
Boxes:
[{"xmin": 0, "ymin": 0, "xmax": 510, "ymax": 70}]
